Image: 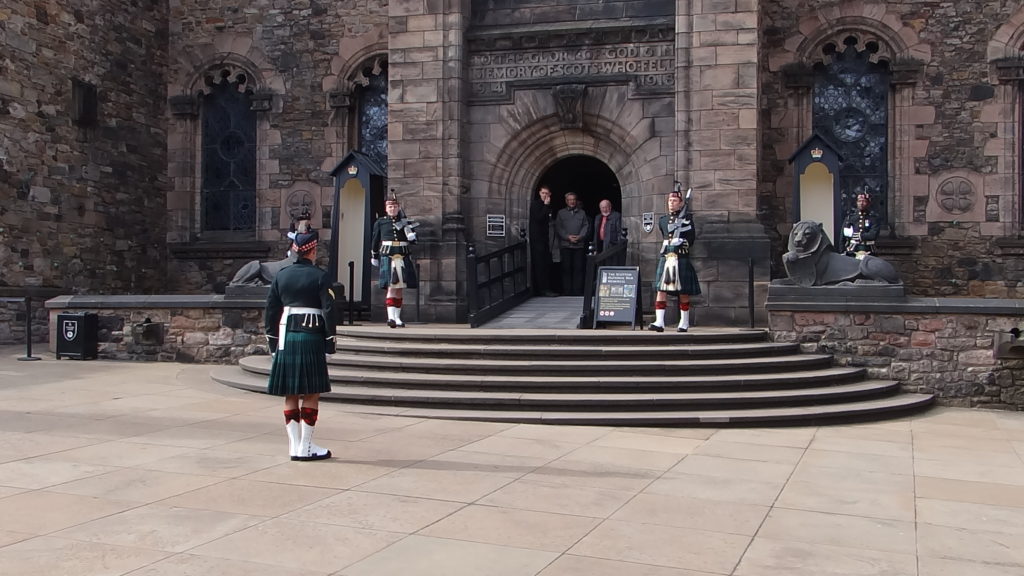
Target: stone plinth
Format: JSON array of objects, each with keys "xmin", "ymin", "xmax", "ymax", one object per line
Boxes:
[
  {"xmin": 767, "ymin": 292, "xmax": 1024, "ymax": 410},
  {"xmin": 45, "ymin": 295, "xmax": 267, "ymax": 364}
]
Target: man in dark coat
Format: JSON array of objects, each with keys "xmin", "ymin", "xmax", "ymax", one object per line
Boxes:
[
  {"xmin": 592, "ymin": 199, "xmax": 624, "ymax": 266},
  {"xmin": 265, "ymin": 224, "xmax": 337, "ymax": 461},
  {"xmin": 370, "ymin": 195, "xmax": 418, "ymax": 327},
  {"xmin": 650, "ymin": 188, "xmax": 700, "ymax": 332},
  {"xmin": 529, "ymin": 185, "xmax": 557, "ymax": 296}
]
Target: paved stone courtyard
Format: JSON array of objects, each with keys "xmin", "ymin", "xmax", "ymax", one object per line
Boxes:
[{"xmin": 0, "ymin": 346, "xmax": 1023, "ymax": 575}]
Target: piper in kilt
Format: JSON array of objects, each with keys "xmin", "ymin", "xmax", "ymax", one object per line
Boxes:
[
  {"xmin": 370, "ymin": 194, "xmax": 419, "ymax": 328},
  {"xmin": 265, "ymin": 223, "xmax": 337, "ymax": 461},
  {"xmin": 650, "ymin": 187, "xmax": 701, "ymax": 333}
]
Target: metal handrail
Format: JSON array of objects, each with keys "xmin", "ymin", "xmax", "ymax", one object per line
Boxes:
[{"xmin": 466, "ymin": 241, "xmax": 530, "ymax": 327}]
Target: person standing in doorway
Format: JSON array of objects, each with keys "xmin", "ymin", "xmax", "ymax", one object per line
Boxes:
[
  {"xmin": 371, "ymin": 194, "xmax": 419, "ymax": 327},
  {"xmin": 650, "ymin": 186, "xmax": 700, "ymax": 332},
  {"xmin": 593, "ymin": 199, "xmax": 624, "ymax": 266},
  {"xmin": 555, "ymin": 191, "xmax": 590, "ymax": 296},
  {"xmin": 529, "ymin": 185, "xmax": 557, "ymax": 296},
  {"xmin": 265, "ymin": 224, "xmax": 337, "ymax": 461},
  {"xmin": 842, "ymin": 192, "xmax": 880, "ymax": 259}
]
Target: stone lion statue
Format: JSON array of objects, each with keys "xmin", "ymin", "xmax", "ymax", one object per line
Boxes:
[{"xmin": 783, "ymin": 220, "xmax": 901, "ymax": 287}]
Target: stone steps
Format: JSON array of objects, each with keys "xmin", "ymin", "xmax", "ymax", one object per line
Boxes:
[
  {"xmin": 235, "ymin": 355, "xmax": 866, "ymax": 392},
  {"xmin": 212, "ymin": 326, "xmax": 934, "ymax": 426}
]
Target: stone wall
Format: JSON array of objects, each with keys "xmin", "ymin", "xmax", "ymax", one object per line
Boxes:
[
  {"xmin": 470, "ymin": 0, "xmax": 674, "ymax": 27},
  {"xmin": 769, "ymin": 302, "xmax": 1024, "ymax": 410},
  {"xmin": 165, "ymin": 0, "xmax": 388, "ymax": 293},
  {"xmin": 760, "ymin": 0, "xmax": 1024, "ymax": 296},
  {"xmin": 46, "ymin": 296, "xmax": 267, "ymax": 363},
  {"xmin": 0, "ymin": 2, "xmax": 169, "ymax": 294}
]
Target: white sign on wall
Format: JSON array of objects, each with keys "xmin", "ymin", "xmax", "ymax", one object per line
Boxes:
[{"xmin": 486, "ymin": 214, "xmax": 506, "ymax": 237}]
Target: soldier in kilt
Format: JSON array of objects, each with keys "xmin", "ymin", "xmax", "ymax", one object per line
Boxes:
[
  {"xmin": 370, "ymin": 194, "xmax": 418, "ymax": 328},
  {"xmin": 265, "ymin": 225, "xmax": 337, "ymax": 461},
  {"xmin": 650, "ymin": 187, "xmax": 700, "ymax": 332}
]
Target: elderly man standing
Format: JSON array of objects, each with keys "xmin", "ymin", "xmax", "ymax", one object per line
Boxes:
[
  {"xmin": 592, "ymin": 199, "xmax": 624, "ymax": 266},
  {"xmin": 555, "ymin": 191, "xmax": 590, "ymax": 296}
]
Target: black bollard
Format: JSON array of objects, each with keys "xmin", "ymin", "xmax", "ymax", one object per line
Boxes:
[
  {"xmin": 17, "ymin": 295, "xmax": 41, "ymax": 361},
  {"xmin": 747, "ymin": 258, "xmax": 756, "ymax": 329},
  {"xmin": 347, "ymin": 261, "xmax": 355, "ymax": 326}
]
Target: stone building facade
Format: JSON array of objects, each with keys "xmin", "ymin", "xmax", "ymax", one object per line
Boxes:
[{"xmin": 5, "ymin": 0, "xmax": 1024, "ymax": 333}]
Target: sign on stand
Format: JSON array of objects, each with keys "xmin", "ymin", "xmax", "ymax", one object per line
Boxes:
[{"xmin": 592, "ymin": 266, "xmax": 642, "ymax": 329}]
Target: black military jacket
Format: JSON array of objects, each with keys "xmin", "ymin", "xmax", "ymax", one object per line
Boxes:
[
  {"xmin": 265, "ymin": 259, "xmax": 337, "ymax": 352},
  {"xmin": 370, "ymin": 216, "xmax": 416, "ymax": 258}
]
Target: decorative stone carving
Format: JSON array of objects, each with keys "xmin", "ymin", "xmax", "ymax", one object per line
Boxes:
[
  {"xmin": 285, "ymin": 190, "xmax": 316, "ymax": 221},
  {"xmin": 552, "ymin": 84, "xmax": 586, "ymax": 130},
  {"xmin": 935, "ymin": 177, "xmax": 975, "ymax": 215},
  {"xmin": 227, "ymin": 252, "xmax": 296, "ymax": 287},
  {"xmin": 781, "ymin": 221, "xmax": 901, "ymax": 286}
]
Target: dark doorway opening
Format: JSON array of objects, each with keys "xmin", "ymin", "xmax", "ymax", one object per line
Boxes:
[
  {"xmin": 537, "ymin": 155, "xmax": 621, "ymax": 218},
  {"xmin": 532, "ymin": 156, "xmax": 621, "ymax": 296}
]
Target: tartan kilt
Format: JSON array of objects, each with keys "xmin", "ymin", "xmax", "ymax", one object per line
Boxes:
[
  {"xmin": 378, "ymin": 253, "xmax": 418, "ymax": 289},
  {"xmin": 653, "ymin": 254, "xmax": 701, "ymax": 295},
  {"xmin": 267, "ymin": 332, "xmax": 332, "ymax": 396}
]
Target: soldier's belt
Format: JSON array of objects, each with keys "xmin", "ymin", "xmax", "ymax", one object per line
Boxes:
[
  {"xmin": 382, "ymin": 241, "xmax": 408, "ymax": 247},
  {"xmin": 278, "ymin": 306, "xmax": 322, "ymax": 350}
]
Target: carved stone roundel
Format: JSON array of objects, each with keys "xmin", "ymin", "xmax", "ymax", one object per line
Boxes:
[
  {"xmin": 286, "ymin": 190, "xmax": 316, "ymax": 220},
  {"xmin": 935, "ymin": 177, "xmax": 974, "ymax": 215}
]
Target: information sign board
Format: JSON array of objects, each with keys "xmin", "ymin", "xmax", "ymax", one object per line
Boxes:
[{"xmin": 593, "ymin": 266, "xmax": 641, "ymax": 329}]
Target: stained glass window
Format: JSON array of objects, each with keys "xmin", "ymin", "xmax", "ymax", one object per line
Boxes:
[
  {"xmin": 201, "ymin": 70, "xmax": 256, "ymax": 231},
  {"xmin": 813, "ymin": 37, "xmax": 890, "ymax": 226},
  {"xmin": 356, "ymin": 61, "xmax": 388, "ymax": 169}
]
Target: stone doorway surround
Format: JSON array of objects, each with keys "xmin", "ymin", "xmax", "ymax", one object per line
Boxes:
[{"xmin": 466, "ymin": 84, "xmax": 674, "ymax": 285}]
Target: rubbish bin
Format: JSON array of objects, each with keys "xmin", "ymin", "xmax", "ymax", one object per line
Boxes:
[{"xmin": 56, "ymin": 312, "xmax": 98, "ymax": 360}]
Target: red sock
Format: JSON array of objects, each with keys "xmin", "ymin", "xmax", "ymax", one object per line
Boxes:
[
  {"xmin": 679, "ymin": 301, "xmax": 690, "ymax": 311},
  {"xmin": 300, "ymin": 407, "xmax": 318, "ymax": 426},
  {"xmin": 654, "ymin": 301, "xmax": 667, "ymax": 310},
  {"xmin": 284, "ymin": 409, "xmax": 301, "ymax": 424},
  {"xmin": 385, "ymin": 297, "xmax": 396, "ymax": 307},
  {"xmin": 394, "ymin": 298, "xmax": 403, "ymax": 308}
]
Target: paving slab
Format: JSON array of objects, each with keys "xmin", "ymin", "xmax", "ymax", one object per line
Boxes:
[{"xmin": 1, "ymin": 346, "xmax": 1024, "ymax": 575}]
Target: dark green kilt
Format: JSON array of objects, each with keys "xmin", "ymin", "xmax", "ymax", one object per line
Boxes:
[
  {"xmin": 653, "ymin": 254, "xmax": 701, "ymax": 295},
  {"xmin": 267, "ymin": 332, "xmax": 332, "ymax": 396},
  {"xmin": 378, "ymin": 253, "xmax": 418, "ymax": 289}
]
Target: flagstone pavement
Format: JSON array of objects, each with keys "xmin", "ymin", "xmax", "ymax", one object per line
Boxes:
[{"xmin": 0, "ymin": 346, "xmax": 1023, "ymax": 576}]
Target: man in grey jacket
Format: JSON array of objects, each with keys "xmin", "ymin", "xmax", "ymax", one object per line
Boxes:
[{"xmin": 555, "ymin": 192, "xmax": 590, "ymax": 296}]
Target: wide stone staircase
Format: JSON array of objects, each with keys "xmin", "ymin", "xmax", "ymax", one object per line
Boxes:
[{"xmin": 211, "ymin": 326, "xmax": 934, "ymax": 426}]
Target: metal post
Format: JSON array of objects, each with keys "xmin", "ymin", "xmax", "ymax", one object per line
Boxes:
[
  {"xmin": 415, "ymin": 261, "xmax": 421, "ymax": 323},
  {"xmin": 748, "ymin": 258, "xmax": 755, "ymax": 329},
  {"xmin": 467, "ymin": 244, "xmax": 479, "ymax": 326},
  {"xmin": 17, "ymin": 296, "xmax": 40, "ymax": 361},
  {"xmin": 347, "ymin": 261, "xmax": 355, "ymax": 326}
]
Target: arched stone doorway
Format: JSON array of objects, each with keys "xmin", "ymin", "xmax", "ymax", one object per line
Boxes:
[
  {"xmin": 534, "ymin": 155, "xmax": 622, "ymax": 295},
  {"xmin": 537, "ymin": 155, "xmax": 622, "ymax": 219}
]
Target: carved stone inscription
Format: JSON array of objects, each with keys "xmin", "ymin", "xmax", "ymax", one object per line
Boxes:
[{"xmin": 469, "ymin": 42, "xmax": 674, "ymax": 102}]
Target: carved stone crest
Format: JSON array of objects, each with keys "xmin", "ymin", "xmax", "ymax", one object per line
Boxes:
[{"xmin": 552, "ymin": 84, "xmax": 586, "ymax": 130}]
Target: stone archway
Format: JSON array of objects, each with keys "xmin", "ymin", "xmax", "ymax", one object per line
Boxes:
[
  {"xmin": 491, "ymin": 111, "xmax": 655, "ymax": 235},
  {"xmin": 537, "ymin": 155, "xmax": 622, "ymax": 220}
]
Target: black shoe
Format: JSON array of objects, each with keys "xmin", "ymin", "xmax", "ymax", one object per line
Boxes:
[
  {"xmin": 677, "ymin": 326, "xmax": 688, "ymax": 333},
  {"xmin": 387, "ymin": 319, "xmax": 396, "ymax": 328},
  {"xmin": 395, "ymin": 322, "xmax": 406, "ymax": 328},
  {"xmin": 648, "ymin": 323, "xmax": 664, "ymax": 332},
  {"xmin": 294, "ymin": 450, "xmax": 332, "ymax": 461}
]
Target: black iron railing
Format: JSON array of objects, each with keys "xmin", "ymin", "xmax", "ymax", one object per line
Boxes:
[{"xmin": 466, "ymin": 241, "xmax": 530, "ymax": 327}]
